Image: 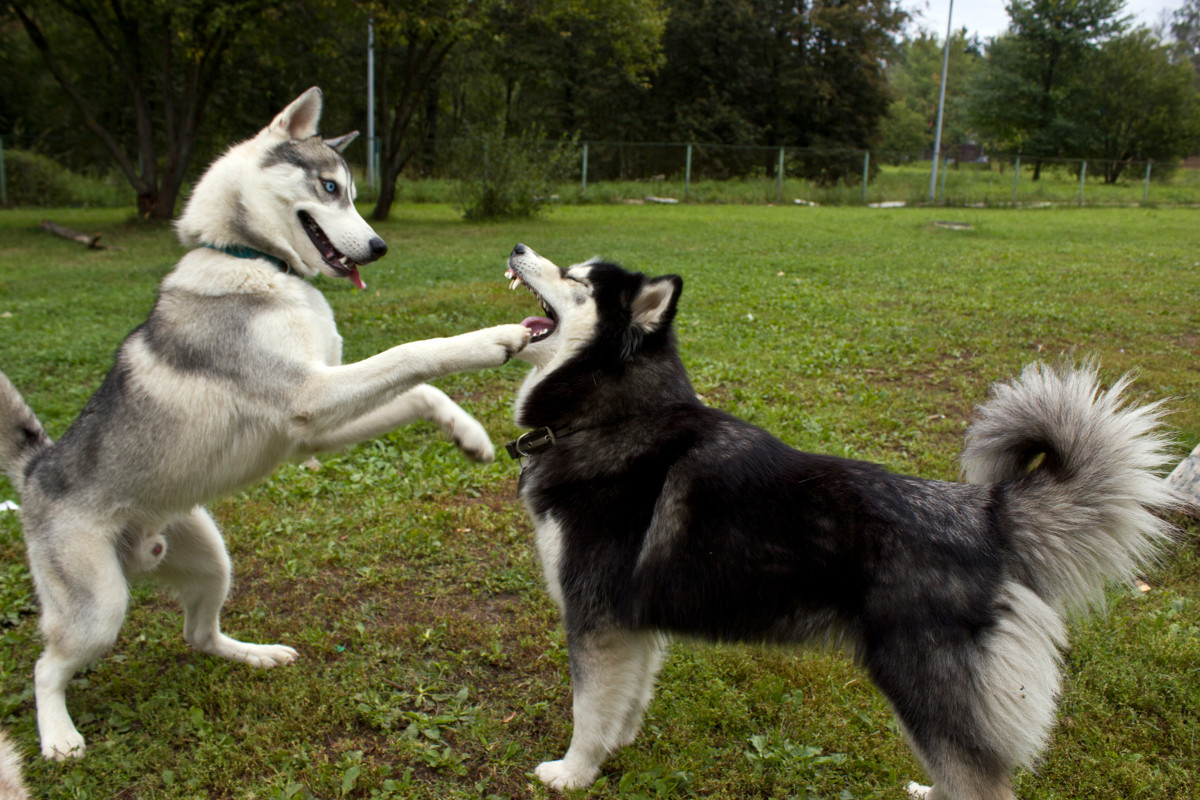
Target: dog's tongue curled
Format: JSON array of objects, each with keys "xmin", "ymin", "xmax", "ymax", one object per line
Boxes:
[{"xmin": 348, "ymin": 266, "xmax": 366, "ymax": 290}]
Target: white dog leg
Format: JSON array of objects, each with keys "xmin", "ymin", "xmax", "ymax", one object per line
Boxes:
[
  {"xmin": 617, "ymin": 632, "xmax": 668, "ymax": 747},
  {"xmin": 536, "ymin": 629, "xmax": 666, "ymax": 791},
  {"xmin": 29, "ymin": 538, "xmax": 130, "ymax": 760},
  {"xmin": 405, "ymin": 384, "xmax": 494, "ymax": 462},
  {"xmin": 157, "ymin": 508, "xmax": 298, "ymax": 668},
  {"xmin": 300, "ymin": 384, "xmax": 494, "ymax": 462},
  {"xmin": 35, "ymin": 646, "xmax": 91, "ymax": 760}
]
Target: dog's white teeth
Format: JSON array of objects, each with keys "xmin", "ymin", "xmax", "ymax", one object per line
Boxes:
[
  {"xmin": 505, "ymin": 268, "xmax": 515, "ymax": 279},
  {"xmin": 510, "ymin": 278, "xmax": 521, "ymax": 291}
]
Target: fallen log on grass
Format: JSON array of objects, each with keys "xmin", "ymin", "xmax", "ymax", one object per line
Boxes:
[{"xmin": 39, "ymin": 219, "xmax": 106, "ymax": 249}]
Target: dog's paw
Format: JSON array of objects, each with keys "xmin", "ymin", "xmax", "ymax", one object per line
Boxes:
[
  {"xmin": 905, "ymin": 782, "xmax": 932, "ymax": 798},
  {"xmin": 205, "ymin": 635, "xmax": 299, "ymax": 668},
  {"xmin": 488, "ymin": 323, "xmax": 532, "ymax": 363},
  {"xmin": 534, "ymin": 760, "xmax": 598, "ymax": 791},
  {"xmin": 42, "ymin": 729, "xmax": 86, "ymax": 761},
  {"xmin": 450, "ymin": 416, "xmax": 495, "ymax": 463}
]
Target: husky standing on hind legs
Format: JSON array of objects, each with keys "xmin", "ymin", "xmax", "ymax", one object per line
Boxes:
[
  {"xmin": 0, "ymin": 87, "xmax": 529, "ymax": 761},
  {"xmin": 502, "ymin": 245, "xmax": 1180, "ymax": 799}
]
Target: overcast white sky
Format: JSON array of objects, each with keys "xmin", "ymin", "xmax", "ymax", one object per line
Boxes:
[{"xmin": 901, "ymin": 0, "xmax": 1184, "ymax": 40}]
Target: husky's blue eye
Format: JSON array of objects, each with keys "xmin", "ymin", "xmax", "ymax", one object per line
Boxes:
[{"xmin": 323, "ymin": 180, "xmax": 337, "ymax": 194}]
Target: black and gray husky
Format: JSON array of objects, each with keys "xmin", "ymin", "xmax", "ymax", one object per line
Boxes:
[{"xmin": 502, "ymin": 244, "xmax": 1179, "ymax": 800}]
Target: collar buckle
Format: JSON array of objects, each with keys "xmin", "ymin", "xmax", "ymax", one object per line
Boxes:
[{"xmin": 504, "ymin": 427, "xmax": 557, "ymax": 460}]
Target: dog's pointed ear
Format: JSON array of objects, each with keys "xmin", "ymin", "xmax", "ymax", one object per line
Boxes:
[
  {"xmin": 631, "ymin": 275, "xmax": 683, "ymax": 334},
  {"xmin": 325, "ymin": 131, "xmax": 360, "ymax": 153},
  {"xmin": 269, "ymin": 87, "xmax": 323, "ymax": 140}
]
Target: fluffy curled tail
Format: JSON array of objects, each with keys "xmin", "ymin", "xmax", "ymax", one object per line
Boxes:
[
  {"xmin": 0, "ymin": 371, "xmax": 50, "ymax": 494},
  {"xmin": 962, "ymin": 362, "xmax": 1181, "ymax": 616}
]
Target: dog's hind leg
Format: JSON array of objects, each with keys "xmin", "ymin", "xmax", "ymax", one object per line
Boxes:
[
  {"xmin": 156, "ymin": 507, "xmax": 298, "ymax": 668},
  {"xmin": 535, "ymin": 629, "xmax": 666, "ymax": 791},
  {"xmin": 28, "ymin": 532, "xmax": 130, "ymax": 759},
  {"xmin": 299, "ymin": 384, "xmax": 495, "ymax": 462}
]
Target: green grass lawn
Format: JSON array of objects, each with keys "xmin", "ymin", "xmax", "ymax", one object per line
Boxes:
[{"xmin": 0, "ymin": 204, "xmax": 1197, "ymax": 799}]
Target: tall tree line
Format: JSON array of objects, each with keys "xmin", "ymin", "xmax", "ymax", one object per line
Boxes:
[
  {"xmin": 882, "ymin": 0, "xmax": 1200, "ymax": 182},
  {"xmin": 4, "ymin": 0, "xmax": 1198, "ymax": 214},
  {"xmin": 1, "ymin": 0, "xmax": 908, "ymax": 218}
]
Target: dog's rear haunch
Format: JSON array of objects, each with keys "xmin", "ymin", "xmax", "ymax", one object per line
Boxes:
[{"xmin": 504, "ymin": 245, "xmax": 1180, "ymax": 799}]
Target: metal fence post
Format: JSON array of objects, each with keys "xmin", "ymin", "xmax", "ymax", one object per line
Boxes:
[
  {"xmin": 861, "ymin": 150, "xmax": 870, "ymax": 204},
  {"xmin": 1143, "ymin": 161, "xmax": 1151, "ymax": 205},
  {"xmin": 0, "ymin": 137, "xmax": 6, "ymax": 208},
  {"xmin": 581, "ymin": 143, "xmax": 588, "ymax": 194},
  {"xmin": 685, "ymin": 144, "xmax": 692, "ymax": 201},
  {"xmin": 939, "ymin": 154, "xmax": 948, "ymax": 203},
  {"xmin": 777, "ymin": 147, "xmax": 785, "ymax": 204},
  {"xmin": 1078, "ymin": 161, "xmax": 1086, "ymax": 206},
  {"xmin": 1011, "ymin": 155, "xmax": 1020, "ymax": 206}
]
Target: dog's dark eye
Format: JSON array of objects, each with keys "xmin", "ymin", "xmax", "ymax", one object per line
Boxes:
[{"xmin": 323, "ymin": 180, "xmax": 338, "ymax": 194}]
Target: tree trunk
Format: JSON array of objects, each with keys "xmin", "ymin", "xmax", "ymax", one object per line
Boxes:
[
  {"xmin": 373, "ymin": 176, "xmax": 399, "ymax": 221},
  {"xmin": 370, "ymin": 34, "xmax": 459, "ymax": 221},
  {"xmin": 11, "ymin": 1, "xmax": 256, "ymax": 224}
]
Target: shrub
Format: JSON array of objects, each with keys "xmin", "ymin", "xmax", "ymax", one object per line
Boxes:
[
  {"xmin": 449, "ymin": 130, "xmax": 578, "ymax": 221},
  {"xmin": 1, "ymin": 148, "xmax": 129, "ymax": 207},
  {"xmin": 2, "ymin": 149, "xmax": 76, "ymax": 206}
]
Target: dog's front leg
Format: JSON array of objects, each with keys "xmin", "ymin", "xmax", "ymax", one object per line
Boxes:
[
  {"xmin": 292, "ymin": 324, "xmax": 529, "ymax": 438},
  {"xmin": 298, "ymin": 384, "xmax": 495, "ymax": 462},
  {"xmin": 536, "ymin": 629, "xmax": 667, "ymax": 791}
]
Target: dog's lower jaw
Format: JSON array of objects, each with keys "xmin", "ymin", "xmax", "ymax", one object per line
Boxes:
[{"xmin": 534, "ymin": 759, "xmax": 600, "ymax": 791}]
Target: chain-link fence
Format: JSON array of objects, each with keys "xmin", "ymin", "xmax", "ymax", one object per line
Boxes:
[
  {"xmin": 563, "ymin": 142, "xmax": 1200, "ymax": 207},
  {"xmin": 4, "ymin": 134, "xmax": 1200, "ymax": 209}
]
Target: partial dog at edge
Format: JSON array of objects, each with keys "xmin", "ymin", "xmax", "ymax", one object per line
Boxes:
[
  {"xmin": 0, "ymin": 88, "xmax": 529, "ymax": 761},
  {"xmin": 501, "ymin": 244, "xmax": 1179, "ymax": 800}
]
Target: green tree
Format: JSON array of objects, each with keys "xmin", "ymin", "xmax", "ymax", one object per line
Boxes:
[
  {"xmin": 366, "ymin": 0, "xmax": 479, "ymax": 220},
  {"xmin": 970, "ymin": 0, "xmax": 1129, "ymax": 178},
  {"xmin": 1172, "ymin": 0, "xmax": 1200, "ymax": 85},
  {"xmin": 366, "ymin": 0, "xmax": 666, "ymax": 220},
  {"xmin": 645, "ymin": 0, "xmax": 906, "ymax": 183},
  {"xmin": 5, "ymin": 0, "xmax": 283, "ymax": 220},
  {"xmin": 1070, "ymin": 29, "xmax": 1200, "ymax": 181},
  {"xmin": 878, "ymin": 99, "xmax": 927, "ymax": 160},
  {"xmin": 881, "ymin": 29, "xmax": 982, "ymax": 157}
]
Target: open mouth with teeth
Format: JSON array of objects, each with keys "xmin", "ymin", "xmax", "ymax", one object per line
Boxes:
[
  {"xmin": 505, "ymin": 267, "xmax": 558, "ymax": 342},
  {"xmin": 298, "ymin": 210, "xmax": 365, "ymax": 289}
]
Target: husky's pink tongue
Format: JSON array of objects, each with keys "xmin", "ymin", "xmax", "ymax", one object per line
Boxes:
[
  {"xmin": 348, "ymin": 266, "xmax": 366, "ymax": 290},
  {"xmin": 522, "ymin": 316, "xmax": 554, "ymax": 338}
]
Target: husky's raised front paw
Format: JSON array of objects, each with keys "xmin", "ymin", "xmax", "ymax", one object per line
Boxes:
[
  {"xmin": 534, "ymin": 759, "xmax": 599, "ymax": 791},
  {"xmin": 449, "ymin": 415, "xmax": 495, "ymax": 462},
  {"xmin": 486, "ymin": 323, "xmax": 531, "ymax": 364}
]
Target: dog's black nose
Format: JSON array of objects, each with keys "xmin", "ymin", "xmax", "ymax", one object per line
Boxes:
[
  {"xmin": 369, "ymin": 237, "xmax": 388, "ymax": 261},
  {"xmin": 512, "ymin": 243, "xmax": 527, "ymax": 256}
]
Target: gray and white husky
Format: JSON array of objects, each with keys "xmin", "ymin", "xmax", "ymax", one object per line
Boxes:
[
  {"xmin": 0, "ymin": 88, "xmax": 529, "ymax": 760},
  {"xmin": 502, "ymin": 244, "xmax": 1179, "ymax": 799}
]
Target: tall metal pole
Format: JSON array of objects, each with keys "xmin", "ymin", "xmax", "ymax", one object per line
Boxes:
[
  {"xmin": 581, "ymin": 143, "xmax": 589, "ymax": 194},
  {"xmin": 928, "ymin": 0, "xmax": 954, "ymax": 202},
  {"xmin": 685, "ymin": 144, "xmax": 692, "ymax": 201},
  {"xmin": 776, "ymin": 146, "xmax": 785, "ymax": 204},
  {"xmin": 367, "ymin": 16, "xmax": 376, "ymax": 190},
  {"xmin": 0, "ymin": 137, "xmax": 7, "ymax": 208}
]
